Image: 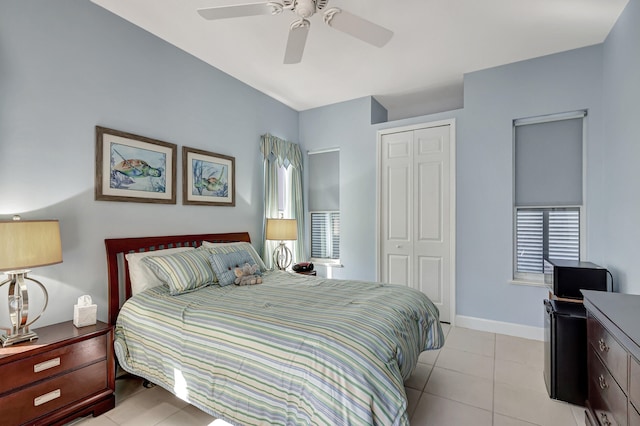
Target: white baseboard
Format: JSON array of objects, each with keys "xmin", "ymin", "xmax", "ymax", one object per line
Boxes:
[{"xmin": 454, "ymin": 315, "xmax": 544, "ymax": 341}]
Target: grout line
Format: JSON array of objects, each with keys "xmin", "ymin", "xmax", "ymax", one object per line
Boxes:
[
  {"xmin": 492, "ymin": 332, "xmax": 496, "ymax": 426},
  {"xmin": 421, "ymin": 389, "xmax": 494, "ymax": 416}
]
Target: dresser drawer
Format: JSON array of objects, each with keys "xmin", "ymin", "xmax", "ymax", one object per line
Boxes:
[
  {"xmin": 0, "ymin": 334, "xmax": 107, "ymax": 396},
  {"xmin": 589, "ymin": 347, "xmax": 627, "ymax": 426},
  {"xmin": 588, "ymin": 315, "xmax": 628, "ymax": 392},
  {"xmin": 0, "ymin": 360, "xmax": 108, "ymax": 425},
  {"xmin": 585, "ymin": 406, "xmax": 597, "ymax": 426},
  {"xmin": 630, "ymin": 402, "xmax": 640, "ymax": 426},
  {"xmin": 631, "ymin": 356, "xmax": 640, "ymax": 412}
]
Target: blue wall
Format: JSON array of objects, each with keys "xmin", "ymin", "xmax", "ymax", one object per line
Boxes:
[
  {"xmin": 457, "ymin": 46, "xmax": 606, "ymax": 326},
  {"xmin": 602, "ymin": 0, "xmax": 640, "ymax": 294},
  {"xmin": 0, "ymin": 0, "xmax": 298, "ymax": 326},
  {"xmin": 299, "ymin": 97, "xmax": 378, "ymax": 280}
]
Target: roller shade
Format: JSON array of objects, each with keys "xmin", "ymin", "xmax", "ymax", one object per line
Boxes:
[
  {"xmin": 308, "ymin": 150, "xmax": 339, "ymax": 211},
  {"xmin": 515, "ymin": 116, "xmax": 583, "ymax": 206}
]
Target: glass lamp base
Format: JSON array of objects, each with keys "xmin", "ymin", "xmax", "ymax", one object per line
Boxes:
[{"xmin": 1, "ymin": 329, "xmax": 38, "ymax": 347}]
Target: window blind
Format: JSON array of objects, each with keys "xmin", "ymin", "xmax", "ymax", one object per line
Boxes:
[
  {"xmin": 516, "ymin": 208, "xmax": 580, "ymax": 274},
  {"xmin": 308, "ymin": 150, "xmax": 339, "ymax": 211},
  {"xmin": 514, "ymin": 116, "xmax": 583, "ymax": 206},
  {"xmin": 309, "ymin": 150, "xmax": 340, "ymax": 260},
  {"xmin": 311, "ymin": 212, "xmax": 340, "ymax": 259},
  {"xmin": 514, "ymin": 112, "xmax": 585, "ymax": 277}
]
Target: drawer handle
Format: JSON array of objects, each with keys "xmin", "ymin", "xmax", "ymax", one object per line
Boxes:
[
  {"xmin": 599, "ymin": 338, "xmax": 610, "ymax": 352},
  {"xmin": 600, "ymin": 412, "xmax": 612, "ymax": 426},
  {"xmin": 34, "ymin": 357, "xmax": 61, "ymax": 373},
  {"xmin": 599, "ymin": 374, "xmax": 609, "ymax": 390},
  {"xmin": 34, "ymin": 389, "xmax": 61, "ymax": 407}
]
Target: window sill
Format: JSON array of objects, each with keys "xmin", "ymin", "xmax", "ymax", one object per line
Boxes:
[
  {"xmin": 510, "ymin": 279, "xmax": 547, "ymax": 288},
  {"xmin": 311, "ymin": 259, "xmax": 344, "ymax": 268}
]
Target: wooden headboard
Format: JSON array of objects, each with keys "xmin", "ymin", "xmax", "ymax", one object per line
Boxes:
[{"xmin": 105, "ymin": 232, "xmax": 252, "ymax": 326}]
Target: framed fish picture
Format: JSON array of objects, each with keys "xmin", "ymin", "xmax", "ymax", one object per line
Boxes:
[
  {"xmin": 95, "ymin": 126, "xmax": 177, "ymax": 204},
  {"xmin": 182, "ymin": 146, "xmax": 235, "ymax": 206}
]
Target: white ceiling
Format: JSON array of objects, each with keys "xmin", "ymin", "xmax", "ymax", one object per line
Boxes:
[{"xmin": 90, "ymin": 0, "xmax": 628, "ymax": 120}]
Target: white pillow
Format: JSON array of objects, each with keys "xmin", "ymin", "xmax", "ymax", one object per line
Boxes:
[{"xmin": 126, "ymin": 247, "xmax": 194, "ymax": 295}]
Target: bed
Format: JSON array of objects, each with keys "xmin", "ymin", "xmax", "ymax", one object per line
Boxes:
[{"xmin": 106, "ymin": 232, "xmax": 444, "ymax": 425}]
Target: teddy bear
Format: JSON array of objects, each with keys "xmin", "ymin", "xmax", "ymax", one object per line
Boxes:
[{"xmin": 234, "ymin": 262, "xmax": 263, "ymax": 286}]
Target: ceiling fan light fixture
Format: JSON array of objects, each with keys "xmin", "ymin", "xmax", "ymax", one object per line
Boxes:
[{"xmin": 294, "ymin": 0, "xmax": 317, "ymax": 18}]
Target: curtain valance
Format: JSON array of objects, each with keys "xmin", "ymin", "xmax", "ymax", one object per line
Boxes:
[{"xmin": 260, "ymin": 133, "xmax": 302, "ymax": 169}]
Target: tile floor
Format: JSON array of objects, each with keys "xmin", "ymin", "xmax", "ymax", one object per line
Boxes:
[{"xmin": 72, "ymin": 324, "xmax": 587, "ymax": 426}]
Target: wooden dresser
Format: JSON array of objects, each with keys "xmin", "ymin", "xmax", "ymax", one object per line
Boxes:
[
  {"xmin": 583, "ymin": 290, "xmax": 640, "ymax": 426},
  {"xmin": 0, "ymin": 321, "xmax": 115, "ymax": 425}
]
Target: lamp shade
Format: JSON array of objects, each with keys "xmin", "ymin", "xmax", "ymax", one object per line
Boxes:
[
  {"xmin": 266, "ymin": 218, "xmax": 298, "ymax": 241},
  {"xmin": 0, "ymin": 220, "xmax": 62, "ymax": 271}
]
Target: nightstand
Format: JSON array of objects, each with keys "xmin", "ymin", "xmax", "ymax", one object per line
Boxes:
[{"xmin": 0, "ymin": 320, "xmax": 115, "ymax": 425}]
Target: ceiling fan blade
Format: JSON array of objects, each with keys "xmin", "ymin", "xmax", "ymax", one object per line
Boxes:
[
  {"xmin": 323, "ymin": 8, "xmax": 393, "ymax": 48},
  {"xmin": 283, "ymin": 20, "xmax": 310, "ymax": 64},
  {"xmin": 197, "ymin": 3, "xmax": 274, "ymax": 20}
]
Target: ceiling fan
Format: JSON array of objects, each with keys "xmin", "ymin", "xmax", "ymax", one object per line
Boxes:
[{"xmin": 197, "ymin": 0, "xmax": 393, "ymax": 64}]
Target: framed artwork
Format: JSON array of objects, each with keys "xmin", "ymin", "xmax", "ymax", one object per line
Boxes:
[
  {"xmin": 183, "ymin": 146, "xmax": 235, "ymax": 206},
  {"xmin": 95, "ymin": 126, "xmax": 177, "ymax": 204}
]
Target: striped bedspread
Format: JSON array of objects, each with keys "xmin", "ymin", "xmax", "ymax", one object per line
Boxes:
[{"xmin": 114, "ymin": 270, "xmax": 444, "ymax": 425}]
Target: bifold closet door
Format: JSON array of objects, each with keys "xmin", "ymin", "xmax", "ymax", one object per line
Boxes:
[
  {"xmin": 380, "ymin": 125, "xmax": 451, "ymax": 322},
  {"xmin": 380, "ymin": 130, "xmax": 414, "ymax": 288}
]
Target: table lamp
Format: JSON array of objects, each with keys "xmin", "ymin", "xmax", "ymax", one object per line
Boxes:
[
  {"xmin": 0, "ymin": 217, "xmax": 62, "ymax": 347},
  {"xmin": 266, "ymin": 217, "xmax": 298, "ymax": 270}
]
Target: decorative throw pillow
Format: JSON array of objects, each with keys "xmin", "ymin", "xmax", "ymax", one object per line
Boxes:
[
  {"xmin": 142, "ymin": 249, "xmax": 215, "ymax": 295},
  {"xmin": 201, "ymin": 241, "xmax": 267, "ymax": 272},
  {"xmin": 209, "ymin": 250, "xmax": 261, "ymax": 286},
  {"xmin": 126, "ymin": 247, "xmax": 195, "ymax": 296}
]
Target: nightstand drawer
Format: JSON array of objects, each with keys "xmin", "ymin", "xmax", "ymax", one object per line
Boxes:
[
  {"xmin": 588, "ymin": 316, "xmax": 628, "ymax": 392},
  {"xmin": 589, "ymin": 347, "xmax": 626, "ymax": 426},
  {"xmin": 1, "ymin": 360, "xmax": 108, "ymax": 425},
  {"xmin": 0, "ymin": 334, "xmax": 107, "ymax": 395}
]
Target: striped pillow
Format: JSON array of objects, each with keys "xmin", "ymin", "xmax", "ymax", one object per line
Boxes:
[
  {"xmin": 209, "ymin": 250, "xmax": 260, "ymax": 286},
  {"xmin": 200, "ymin": 241, "xmax": 267, "ymax": 272},
  {"xmin": 126, "ymin": 247, "xmax": 195, "ymax": 296},
  {"xmin": 142, "ymin": 249, "xmax": 215, "ymax": 295}
]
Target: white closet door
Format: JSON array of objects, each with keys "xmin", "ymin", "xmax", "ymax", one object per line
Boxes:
[
  {"xmin": 380, "ymin": 131, "xmax": 414, "ymax": 287},
  {"xmin": 413, "ymin": 126, "xmax": 451, "ymax": 322},
  {"xmin": 379, "ymin": 124, "xmax": 452, "ymax": 323}
]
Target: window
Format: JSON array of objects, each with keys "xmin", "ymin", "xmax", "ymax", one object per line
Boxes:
[
  {"xmin": 513, "ymin": 111, "xmax": 585, "ymax": 283},
  {"xmin": 516, "ymin": 208, "xmax": 580, "ymax": 274},
  {"xmin": 311, "ymin": 212, "xmax": 340, "ymax": 259},
  {"xmin": 308, "ymin": 149, "xmax": 340, "ymax": 263}
]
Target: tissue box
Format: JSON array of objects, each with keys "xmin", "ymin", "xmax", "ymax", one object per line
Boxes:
[{"xmin": 74, "ymin": 304, "xmax": 97, "ymax": 328}]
